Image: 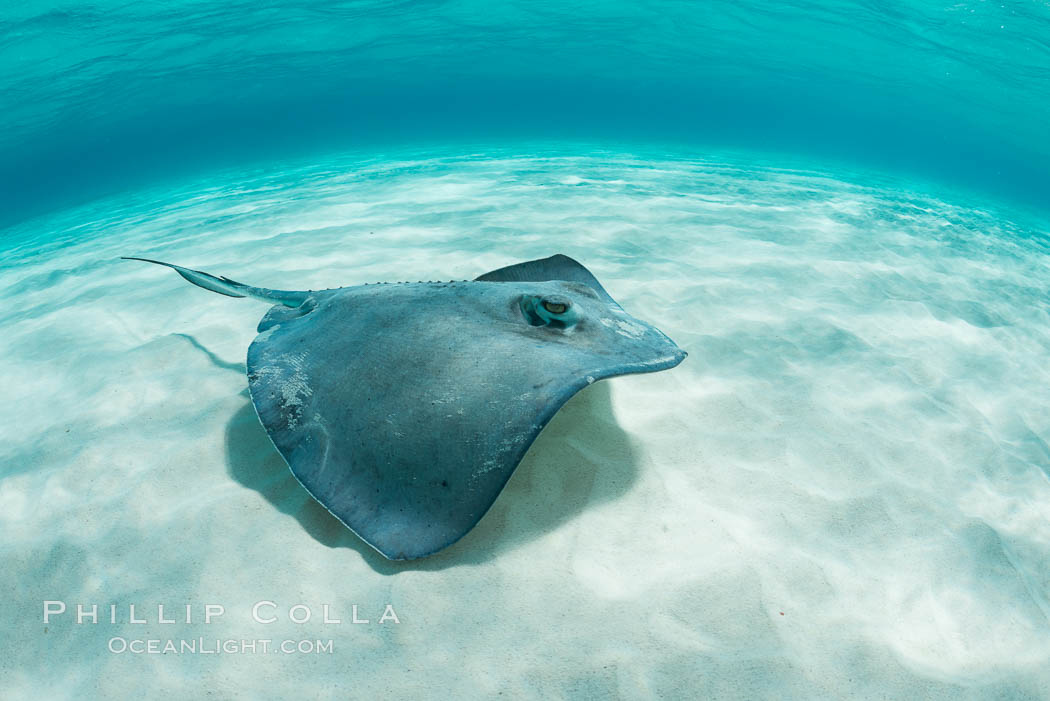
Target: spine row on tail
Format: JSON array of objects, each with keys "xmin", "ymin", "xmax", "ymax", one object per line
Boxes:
[{"xmin": 121, "ymin": 257, "xmax": 309, "ymax": 307}]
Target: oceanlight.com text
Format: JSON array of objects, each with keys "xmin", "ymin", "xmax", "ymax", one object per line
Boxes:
[{"xmin": 107, "ymin": 637, "xmax": 335, "ymax": 655}]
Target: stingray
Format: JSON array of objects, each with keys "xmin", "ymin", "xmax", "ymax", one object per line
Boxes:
[{"xmin": 124, "ymin": 254, "xmax": 686, "ymax": 559}]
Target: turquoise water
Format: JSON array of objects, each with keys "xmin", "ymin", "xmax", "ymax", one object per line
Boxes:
[
  {"xmin": 3, "ymin": 3, "xmax": 1050, "ymax": 700},
  {"xmin": 1, "ymin": 0, "xmax": 1048, "ymax": 227}
]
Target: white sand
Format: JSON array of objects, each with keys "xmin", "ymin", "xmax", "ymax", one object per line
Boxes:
[{"xmin": 2, "ymin": 150, "xmax": 1049, "ymax": 698}]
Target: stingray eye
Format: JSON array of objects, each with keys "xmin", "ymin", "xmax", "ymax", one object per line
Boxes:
[{"xmin": 520, "ymin": 294, "xmax": 578, "ymax": 329}]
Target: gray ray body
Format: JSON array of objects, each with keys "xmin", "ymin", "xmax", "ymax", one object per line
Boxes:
[{"xmin": 124, "ymin": 254, "xmax": 686, "ymax": 559}]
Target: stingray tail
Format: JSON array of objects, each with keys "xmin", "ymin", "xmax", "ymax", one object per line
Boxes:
[{"xmin": 121, "ymin": 257, "xmax": 309, "ymax": 307}]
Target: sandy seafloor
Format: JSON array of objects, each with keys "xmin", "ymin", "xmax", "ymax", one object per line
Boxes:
[{"xmin": 1, "ymin": 149, "xmax": 1049, "ymax": 699}]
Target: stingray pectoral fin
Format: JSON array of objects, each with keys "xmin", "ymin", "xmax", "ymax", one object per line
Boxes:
[
  {"xmin": 248, "ymin": 324, "xmax": 596, "ymax": 560},
  {"xmin": 475, "ymin": 253, "xmax": 618, "ymax": 305},
  {"xmin": 121, "ymin": 257, "xmax": 309, "ymax": 307}
]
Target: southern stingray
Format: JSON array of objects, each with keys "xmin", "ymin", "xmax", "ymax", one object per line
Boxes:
[{"xmin": 125, "ymin": 254, "xmax": 686, "ymax": 559}]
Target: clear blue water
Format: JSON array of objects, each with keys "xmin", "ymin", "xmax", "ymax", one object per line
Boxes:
[{"xmin": 1, "ymin": 0, "xmax": 1048, "ymax": 228}]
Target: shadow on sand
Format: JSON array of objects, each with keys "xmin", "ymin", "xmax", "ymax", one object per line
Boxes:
[{"xmin": 224, "ymin": 380, "xmax": 640, "ymax": 574}]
